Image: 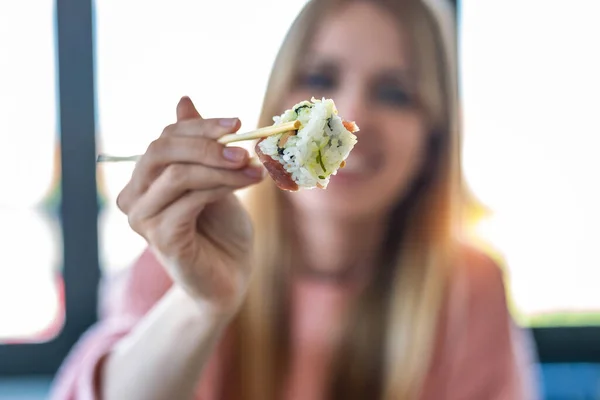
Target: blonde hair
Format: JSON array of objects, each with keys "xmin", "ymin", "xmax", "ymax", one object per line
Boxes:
[{"xmin": 227, "ymin": 0, "xmax": 464, "ymax": 399}]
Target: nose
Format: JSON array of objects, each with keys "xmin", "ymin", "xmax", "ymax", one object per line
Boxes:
[{"xmin": 333, "ymin": 85, "xmax": 372, "ymax": 132}]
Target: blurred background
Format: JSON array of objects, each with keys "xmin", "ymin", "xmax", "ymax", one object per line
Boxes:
[{"xmin": 1, "ymin": 0, "xmax": 599, "ymax": 398}]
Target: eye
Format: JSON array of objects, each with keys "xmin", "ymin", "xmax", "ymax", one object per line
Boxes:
[
  {"xmin": 298, "ymin": 71, "xmax": 336, "ymax": 91},
  {"xmin": 374, "ymin": 84, "xmax": 413, "ymax": 107}
]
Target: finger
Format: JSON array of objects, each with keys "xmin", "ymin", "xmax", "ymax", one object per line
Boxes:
[
  {"xmin": 161, "ymin": 117, "xmax": 241, "ymax": 140},
  {"xmin": 161, "ymin": 188, "xmax": 231, "ymax": 229},
  {"xmin": 145, "ymin": 136, "xmax": 248, "ymax": 169},
  {"xmin": 127, "ymin": 136, "xmax": 248, "ymax": 198},
  {"xmin": 176, "ymin": 96, "xmax": 202, "ymax": 121},
  {"xmin": 116, "ymin": 184, "xmax": 132, "ymax": 214},
  {"xmin": 128, "ymin": 163, "xmax": 263, "ymax": 222},
  {"xmin": 143, "ymin": 188, "xmax": 232, "ymax": 257},
  {"xmin": 118, "ymin": 153, "xmax": 265, "ymax": 215}
]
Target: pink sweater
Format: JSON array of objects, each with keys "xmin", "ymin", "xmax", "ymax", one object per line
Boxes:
[{"xmin": 49, "ymin": 247, "xmax": 540, "ymax": 400}]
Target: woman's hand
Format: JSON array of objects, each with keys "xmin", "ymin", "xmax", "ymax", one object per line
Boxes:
[{"xmin": 117, "ymin": 96, "xmax": 264, "ymax": 318}]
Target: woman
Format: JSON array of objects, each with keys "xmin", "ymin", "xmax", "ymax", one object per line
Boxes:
[{"xmin": 50, "ymin": 0, "xmax": 539, "ymax": 399}]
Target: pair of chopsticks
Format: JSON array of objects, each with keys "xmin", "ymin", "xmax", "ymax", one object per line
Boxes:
[{"xmin": 97, "ymin": 120, "xmax": 301, "ymax": 163}]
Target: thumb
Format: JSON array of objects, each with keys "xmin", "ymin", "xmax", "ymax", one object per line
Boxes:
[{"xmin": 176, "ymin": 96, "xmax": 202, "ymax": 121}]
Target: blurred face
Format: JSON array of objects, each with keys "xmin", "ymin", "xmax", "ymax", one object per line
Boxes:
[{"xmin": 284, "ymin": 1, "xmax": 430, "ymax": 220}]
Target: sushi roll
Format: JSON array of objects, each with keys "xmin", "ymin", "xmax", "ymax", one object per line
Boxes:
[{"xmin": 256, "ymin": 97, "xmax": 359, "ymax": 191}]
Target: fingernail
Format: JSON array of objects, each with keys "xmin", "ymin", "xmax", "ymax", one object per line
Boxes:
[
  {"xmin": 219, "ymin": 118, "xmax": 238, "ymax": 127},
  {"xmin": 243, "ymin": 166, "xmax": 265, "ymax": 179},
  {"xmin": 223, "ymin": 147, "xmax": 246, "ymax": 162}
]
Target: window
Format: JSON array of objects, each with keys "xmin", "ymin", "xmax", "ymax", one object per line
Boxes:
[
  {"xmin": 461, "ymin": 0, "xmax": 600, "ymax": 325},
  {"xmin": 0, "ymin": 0, "xmax": 62, "ymax": 344},
  {"xmin": 460, "ymin": 0, "xmax": 600, "ymax": 361}
]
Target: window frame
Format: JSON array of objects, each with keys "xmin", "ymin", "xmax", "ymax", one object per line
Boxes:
[
  {"xmin": 533, "ymin": 327, "xmax": 600, "ymax": 363},
  {"xmin": 0, "ymin": 0, "xmax": 599, "ymax": 378}
]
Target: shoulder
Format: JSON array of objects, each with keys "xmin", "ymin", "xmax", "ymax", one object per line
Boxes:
[
  {"xmin": 449, "ymin": 243, "xmax": 509, "ymax": 313},
  {"xmin": 439, "ymin": 242, "xmax": 515, "ymax": 357},
  {"xmin": 428, "ymin": 244, "xmax": 540, "ymax": 398}
]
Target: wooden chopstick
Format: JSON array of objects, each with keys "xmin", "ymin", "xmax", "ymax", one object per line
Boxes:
[
  {"xmin": 96, "ymin": 120, "xmax": 301, "ymax": 163},
  {"xmin": 218, "ymin": 120, "xmax": 300, "ymax": 144}
]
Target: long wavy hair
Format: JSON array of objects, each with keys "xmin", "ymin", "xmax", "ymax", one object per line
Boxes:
[{"xmin": 227, "ymin": 0, "xmax": 464, "ymax": 399}]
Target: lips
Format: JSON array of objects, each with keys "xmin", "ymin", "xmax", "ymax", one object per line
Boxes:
[
  {"xmin": 339, "ymin": 157, "xmax": 369, "ymax": 174},
  {"xmin": 335, "ymin": 150, "xmax": 381, "ymax": 179}
]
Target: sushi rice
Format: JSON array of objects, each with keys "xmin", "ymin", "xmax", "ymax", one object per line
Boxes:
[{"xmin": 257, "ymin": 97, "xmax": 358, "ymax": 189}]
